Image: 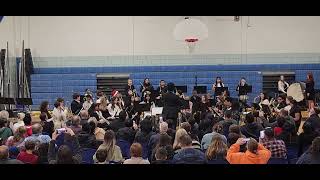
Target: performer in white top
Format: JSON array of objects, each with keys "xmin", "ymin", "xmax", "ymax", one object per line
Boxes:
[{"xmin": 278, "ymin": 75, "xmax": 289, "ymax": 94}]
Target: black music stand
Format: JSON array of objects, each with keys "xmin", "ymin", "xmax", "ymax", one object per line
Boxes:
[
  {"xmin": 239, "ymin": 85, "xmax": 252, "ymax": 94},
  {"xmin": 175, "ymin": 86, "xmax": 187, "ymax": 93},
  {"xmin": 194, "ymin": 86, "xmax": 207, "ymax": 94},
  {"xmin": 215, "ymin": 87, "xmax": 228, "ymax": 96},
  {"xmin": 16, "ymin": 98, "xmax": 33, "ymax": 111}
]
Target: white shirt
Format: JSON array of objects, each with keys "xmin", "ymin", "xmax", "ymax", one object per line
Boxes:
[
  {"xmin": 107, "ymin": 104, "xmax": 121, "ymax": 117},
  {"xmin": 278, "ymin": 80, "xmax": 289, "ymax": 93},
  {"xmin": 83, "ymin": 101, "xmax": 93, "ymax": 110},
  {"xmin": 12, "ymin": 121, "xmax": 25, "ymax": 133}
]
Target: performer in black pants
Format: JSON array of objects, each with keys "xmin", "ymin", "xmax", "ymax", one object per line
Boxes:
[
  {"xmin": 306, "ymin": 72, "xmax": 315, "ymax": 110},
  {"xmin": 236, "ymin": 77, "xmax": 249, "ymax": 109}
]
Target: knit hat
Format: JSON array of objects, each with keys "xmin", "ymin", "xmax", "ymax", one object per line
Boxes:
[{"xmin": 111, "ymin": 89, "xmax": 119, "ymax": 97}]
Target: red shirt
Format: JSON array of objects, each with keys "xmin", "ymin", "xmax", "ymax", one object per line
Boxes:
[
  {"xmin": 17, "ymin": 151, "xmax": 38, "ymax": 164},
  {"xmin": 25, "ymin": 126, "xmax": 32, "ymax": 137},
  {"xmin": 274, "ymin": 127, "xmax": 283, "ymax": 136}
]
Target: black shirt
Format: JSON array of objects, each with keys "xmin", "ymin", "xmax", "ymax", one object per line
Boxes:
[{"xmin": 71, "ymin": 100, "xmax": 82, "ymax": 115}]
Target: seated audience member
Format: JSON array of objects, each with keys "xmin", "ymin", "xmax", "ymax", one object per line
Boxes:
[
  {"xmin": 229, "ymin": 124, "xmax": 245, "ymax": 137},
  {"xmin": 297, "ymin": 121, "xmax": 319, "ymax": 157},
  {"xmin": 69, "ymin": 115, "xmax": 82, "ymax": 135},
  {"xmin": 306, "ymin": 108, "xmax": 320, "ymax": 133},
  {"xmin": 8, "ymin": 147, "xmax": 20, "ymax": 159},
  {"xmin": 88, "ymin": 117, "xmax": 105, "ymax": 141},
  {"xmin": 181, "ymin": 122, "xmax": 192, "ymax": 134},
  {"xmin": 37, "ymin": 143, "xmax": 49, "ymax": 164},
  {"xmin": 0, "ymin": 110, "xmax": 9, "ymax": 120},
  {"xmin": 205, "ymin": 134, "xmax": 229, "ymax": 164},
  {"xmin": 201, "ymin": 124, "xmax": 227, "ymax": 151},
  {"xmin": 48, "ymin": 128, "xmax": 81, "ymax": 164},
  {"xmin": 217, "ymin": 110, "xmax": 238, "ymax": 136},
  {"xmin": 5, "ymin": 126, "xmax": 26, "ymax": 149},
  {"xmin": 260, "ymin": 128, "xmax": 287, "ymax": 159},
  {"xmin": 79, "ymin": 110, "xmax": 90, "ymax": 126},
  {"xmin": 149, "ymin": 121, "xmax": 168, "ymax": 151},
  {"xmin": 93, "ymin": 130, "xmax": 123, "ymax": 163},
  {"xmin": 0, "ymin": 145, "xmax": 23, "ymax": 164},
  {"xmin": 191, "ymin": 134, "xmax": 201, "ymax": 150},
  {"xmin": 23, "ymin": 113, "xmax": 33, "ymax": 136},
  {"xmin": 152, "ymin": 147, "xmax": 170, "ymax": 164},
  {"xmin": 134, "ymin": 118, "xmax": 155, "ymax": 158},
  {"xmin": 109, "ymin": 110, "xmax": 126, "ymax": 132},
  {"xmin": 226, "ymin": 138, "xmax": 271, "ymax": 164},
  {"xmin": 77, "ymin": 122, "xmax": 97, "ymax": 149},
  {"xmin": 240, "ymin": 113, "xmax": 263, "ymax": 140},
  {"xmin": 95, "ymin": 149, "xmax": 108, "ymax": 164},
  {"xmin": 17, "ymin": 140, "xmax": 38, "ymax": 164},
  {"xmin": 117, "ymin": 119, "xmax": 137, "ymax": 144},
  {"xmin": 24, "ymin": 123, "xmax": 51, "ymax": 145},
  {"xmin": 0, "ymin": 118, "xmax": 13, "ymax": 143},
  {"xmin": 71, "ymin": 93, "xmax": 83, "ymax": 115},
  {"xmin": 39, "ymin": 112, "xmax": 54, "ymax": 137},
  {"xmin": 124, "ymin": 143, "xmax": 150, "ymax": 164},
  {"xmin": 173, "ymin": 128, "xmax": 188, "ymax": 152},
  {"xmin": 297, "ymin": 137, "xmax": 320, "ymax": 164},
  {"xmin": 11, "ymin": 113, "xmax": 25, "ymax": 133},
  {"xmin": 172, "ymin": 134, "xmax": 206, "ymax": 164},
  {"xmin": 151, "ymin": 133, "xmax": 174, "ymax": 162}
]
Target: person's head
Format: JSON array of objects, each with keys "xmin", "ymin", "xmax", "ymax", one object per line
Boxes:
[
  {"xmin": 279, "ymin": 109, "xmax": 288, "ymax": 117},
  {"xmin": 307, "ymin": 72, "xmax": 314, "ymax": 82},
  {"xmin": 260, "ymin": 92, "xmax": 267, "ymax": 100},
  {"xmin": 311, "ymin": 137, "xmax": 320, "ymax": 156},
  {"xmin": 125, "ymin": 119, "xmax": 133, "ymax": 128},
  {"xmin": 54, "ymin": 101, "xmax": 61, "ymax": 109},
  {"xmin": 159, "ymin": 121, "xmax": 168, "ymax": 134},
  {"xmin": 0, "ymin": 145, "xmax": 9, "ymax": 160},
  {"xmin": 276, "ymin": 117, "xmax": 286, "ymax": 128},
  {"xmin": 96, "ymin": 90, "xmax": 104, "ymax": 99},
  {"xmin": 192, "ymin": 90, "xmax": 198, "ymax": 96},
  {"xmin": 37, "ymin": 143, "xmax": 49, "ymax": 159},
  {"xmin": 280, "ymin": 75, "xmax": 285, "ymax": 81},
  {"xmin": 143, "ymin": 78, "xmax": 150, "ymax": 85},
  {"xmin": 71, "ymin": 115, "xmax": 81, "ymax": 126},
  {"xmin": 80, "ymin": 110, "xmax": 89, "ymax": 120},
  {"xmin": 39, "ymin": 112, "xmax": 48, "ymax": 122},
  {"xmin": 118, "ymin": 110, "xmax": 127, "ymax": 122},
  {"xmin": 213, "ymin": 123, "xmax": 223, "ymax": 134},
  {"xmin": 216, "ymin": 77, "xmax": 222, "ymax": 84},
  {"xmin": 40, "ymin": 101, "xmax": 49, "ymax": 112},
  {"xmin": 240, "ymin": 77, "xmax": 246, "ymax": 85},
  {"xmin": 86, "ymin": 94, "xmax": 92, "ymax": 102},
  {"xmin": 17, "ymin": 113, "xmax": 25, "ymax": 121},
  {"xmin": 179, "ymin": 134, "xmax": 193, "ymax": 148},
  {"xmin": 130, "ymin": 143, "xmax": 143, "ymax": 158},
  {"xmin": 0, "ymin": 118, "xmax": 7, "ymax": 128},
  {"xmin": 140, "ymin": 118, "xmax": 152, "ymax": 134},
  {"xmin": 56, "ymin": 145, "xmax": 74, "ymax": 164},
  {"xmin": 264, "ymin": 127, "xmax": 274, "ymax": 140},
  {"xmin": 23, "ymin": 113, "xmax": 32, "ymax": 126},
  {"xmin": 167, "ymin": 82, "xmax": 175, "ymax": 92},
  {"xmin": 206, "ymin": 134, "xmax": 228, "ymax": 160},
  {"xmin": 224, "ymin": 110, "xmax": 232, "ymax": 120},
  {"xmin": 88, "ymin": 117, "xmax": 98, "ymax": 129},
  {"xmin": 229, "ymin": 124, "xmax": 241, "ymax": 134},
  {"xmin": 286, "ymin": 96, "xmax": 295, "ymax": 105},
  {"xmin": 96, "ymin": 149, "xmax": 107, "ymax": 163},
  {"xmin": 247, "ymin": 138, "xmax": 259, "ymax": 154},
  {"xmin": 160, "ymin": 80, "xmax": 166, "ymax": 87},
  {"xmin": 277, "ymin": 94, "xmax": 286, "ymax": 103},
  {"xmin": 0, "ymin": 110, "xmax": 9, "ymax": 120},
  {"xmin": 158, "ymin": 133, "xmax": 172, "ymax": 147},
  {"xmin": 32, "ymin": 123, "xmax": 43, "ymax": 134},
  {"xmin": 24, "ymin": 140, "xmax": 36, "ymax": 151},
  {"xmin": 224, "ymin": 97, "xmax": 232, "ymax": 107},
  {"xmin": 103, "ymin": 130, "xmax": 116, "ymax": 149},
  {"xmin": 245, "ymin": 113, "xmax": 255, "ymax": 124},
  {"xmin": 180, "ymin": 122, "xmax": 191, "ymax": 134},
  {"xmin": 128, "ymin": 79, "xmax": 133, "ymax": 86},
  {"xmin": 144, "ymin": 94, "xmax": 151, "ymax": 102},
  {"xmin": 14, "ymin": 126, "xmax": 26, "ymax": 142},
  {"xmin": 155, "ymin": 147, "xmax": 167, "ymax": 161},
  {"xmin": 73, "ymin": 93, "xmax": 80, "ymax": 101},
  {"xmin": 57, "ymin": 98, "xmax": 64, "ymax": 107},
  {"xmin": 227, "ymin": 133, "xmax": 241, "ymax": 146},
  {"xmin": 173, "ymin": 128, "xmax": 188, "ymax": 149},
  {"xmin": 201, "ymin": 95, "xmax": 208, "ymax": 103},
  {"xmin": 302, "ymin": 122, "xmax": 314, "ymax": 134}
]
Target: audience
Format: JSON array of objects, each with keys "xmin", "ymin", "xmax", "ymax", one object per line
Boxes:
[
  {"xmin": 24, "ymin": 123, "xmax": 51, "ymax": 146},
  {"xmin": 0, "ymin": 145, "xmax": 23, "ymax": 164},
  {"xmin": 77, "ymin": 122, "xmax": 97, "ymax": 149},
  {"xmin": 240, "ymin": 113, "xmax": 263, "ymax": 140},
  {"xmin": 173, "ymin": 128, "xmax": 188, "ymax": 152},
  {"xmin": 88, "ymin": 117, "xmax": 105, "ymax": 141},
  {"xmin": 306, "ymin": 108, "xmax": 320, "ymax": 134},
  {"xmin": 37, "ymin": 143, "xmax": 49, "ymax": 164},
  {"xmin": 109, "ymin": 110, "xmax": 126, "ymax": 132},
  {"xmin": 201, "ymin": 124, "xmax": 227, "ymax": 151},
  {"xmin": 117, "ymin": 119, "xmax": 137, "ymax": 144},
  {"xmin": 172, "ymin": 134, "xmax": 206, "ymax": 164},
  {"xmin": 123, "ymin": 143, "xmax": 150, "ymax": 164},
  {"xmin": 134, "ymin": 117, "xmax": 155, "ymax": 159},
  {"xmin": 297, "ymin": 121, "xmax": 319, "ymax": 157},
  {"xmin": 297, "ymin": 137, "xmax": 320, "ymax": 164},
  {"xmin": 151, "ymin": 133, "xmax": 174, "ymax": 162},
  {"xmin": 5, "ymin": 126, "xmax": 26, "ymax": 149},
  {"xmin": 0, "ymin": 118, "xmax": 13, "ymax": 144},
  {"xmin": 95, "ymin": 149, "xmax": 108, "ymax": 164},
  {"xmin": 39, "ymin": 112, "xmax": 54, "ymax": 137},
  {"xmin": 152, "ymin": 147, "xmax": 170, "ymax": 164},
  {"xmin": 217, "ymin": 110, "xmax": 238, "ymax": 137},
  {"xmin": 205, "ymin": 134, "xmax": 229, "ymax": 164},
  {"xmin": 69, "ymin": 115, "xmax": 82, "ymax": 135},
  {"xmin": 17, "ymin": 140, "xmax": 38, "ymax": 164},
  {"xmin": 23, "ymin": 113, "xmax": 33, "ymax": 137},
  {"xmin": 11, "ymin": 113, "xmax": 25, "ymax": 133},
  {"xmin": 260, "ymin": 127, "xmax": 287, "ymax": 159},
  {"xmin": 226, "ymin": 138, "xmax": 271, "ymax": 164},
  {"xmin": 79, "ymin": 110, "xmax": 90, "ymax": 126},
  {"xmin": 149, "ymin": 121, "xmax": 168, "ymax": 151}
]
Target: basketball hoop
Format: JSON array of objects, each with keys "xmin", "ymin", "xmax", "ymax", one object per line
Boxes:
[{"xmin": 185, "ymin": 38, "xmax": 198, "ymax": 53}]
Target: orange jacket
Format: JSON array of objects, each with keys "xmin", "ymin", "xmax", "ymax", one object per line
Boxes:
[{"xmin": 226, "ymin": 143, "xmax": 271, "ymax": 164}]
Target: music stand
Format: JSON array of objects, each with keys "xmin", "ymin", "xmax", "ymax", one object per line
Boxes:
[
  {"xmin": 16, "ymin": 98, "xmax": 33, "ymax": 105},
  {"xmin": 239, "ymin": 85, "xmax": 252, "ymax": 94},
  {"xmin": 215, "ymin": 87, "xmax": 228, "ymax": 96},
  {"xmin": 0, "ymin": 98, "xmax": 15, "ymax": 105},
  {"xmin": 194, "ymin": 86, "xmax": 207, "ymax": 94},
  {"xmin": 175, "ymin": 86, "xmax": 187, "ymax": 93}
]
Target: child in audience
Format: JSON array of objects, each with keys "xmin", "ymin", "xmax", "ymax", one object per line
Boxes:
[
  {"xmin": 17, "ymin": 140, "xmax": 38, "ymax": 164},
  {"xmin": 95, "ymin": 149, "xmax": 108, "ymax": 164}
]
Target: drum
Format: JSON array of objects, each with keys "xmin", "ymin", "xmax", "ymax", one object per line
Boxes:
[{"xmin": 287, "ymin": 82, "xmax": 305, "ymax": 102}]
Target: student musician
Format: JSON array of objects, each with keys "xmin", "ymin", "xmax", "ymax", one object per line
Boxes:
[
  {"xmin": 107, "ymin": 97, "xmax": 122, "ymax": 119},
  {"xmin": 278, "ymin": 75, "xmax": 290, "ymax": 94},
  {"xmin": 212, "ymin": 77, "xmax": 225, "ymax": 97},
  {"xmin": 155, "ymin": 80, "xmax": 168, "ymax": 107},
  {"xmin": 82, "ymin": 94, "xmax": 93, "ymax": 111},
  {"xmin": 190, "ymin": 90, "xmax": 201, "ymax": 114},
  {"xmin": 236, "ymin": 77, "xmax": 249, "ymax": 102},
  {"xmin": 140, "ymin": 78, "xmax": 154, "ymax": 100},
  {"xmin": 143, "ymin": 94, "xmax": 154, "ymax": 111},
  {"xmin": 125, "ymin": 79, "xmax": 137, "ymax": 97},
  {"xmin": 305, "ymin": 72, "xmax": 315, "ymax": 110},
  {"xmin": 199, "ymin": 95, "xmax": 211, "ymax": 118},
  {"xmin": 71, "ymin": 93, "xmax": 83, "ymax": 115}
]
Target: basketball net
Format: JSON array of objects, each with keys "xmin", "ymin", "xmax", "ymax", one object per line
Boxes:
[{"xmin": 185, "ymin": 38, "xmax": 198, "ymax": 53}]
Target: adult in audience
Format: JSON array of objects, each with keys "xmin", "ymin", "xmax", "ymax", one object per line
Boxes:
[
  {"xmin": 151, "ymin": 133, "xmax": 174, "ymax": 162},
  {"xmin": 117, "ymin": 119, "xmax": 137, "ymax": 144},
  {"xmin": 306, "ymin": 108, "xmax": 320, "ymax": 133},
  {"xmin": 93, "ymin": 130, "xmax": 123, "ymax": 163},
  {"xmin": 172, "ymin": 134, "xmax": 206, "ymax": 164},
  {"xmin": 0, "ymin": 145, "xmax": 23, "ymax": 164},
  {"xmin": 88, "ymin": 117, "xmax": 105, "ymax": 141},
  {"xmin": 0, "ymin": 118, "xmax": 12, "ymax": 143},
  {"xmin": 217, "ymin": 110, "xmax": 238, "ymax": 136},
  {"xmin": 260, "ymin": 127, "xmax": 287, "ymax": 159},
  {"xmin": 48, "ymin": 128, "xmax": 81, "ymax": 164},
  {"xmin": 40, "ymin": 101, "xmax": 52, "ymax": 119},
  {"xmin": 95, "ymin": 149, "xmax": 108, "ymax": 164},
  {"xmin": 226, "ymin": 138, "xmax": 271, "ymax": 164},
  {"xmin": 297, "ymin": 121, "xmax": 319, "ymax": 157},
  {"xmin": 297, "ymin": 137, "xmax": 320, "ymax": 164},
  {"xmin": 173, "ymin": 128, "xmax": 188, "ymax": 152},
  {"xmin": 134, "ymin": 117, "xmax": 155, "ymax": 159},
  {"xmin": 201, "ymin": 124, "xmax": 227, "ymax": 151},
  {"xmin": 23, "ymin": 113, "xmax": 33, "ymax": 136},
  {"xmin": 77, "ymin": 122, "xmax": 97, "ymax": 149},
  {"xmin": 240, "ymin": 113, "xmax": 263, "ymax": 140},
  {"xmin": 37, "ymin": 143, "xmax": 49, "ymax": 164},
  {"xmin": 71, "ymin": 93, "xmax": 83, "ymax": 115},
  {"xmin": 69, "ymin": 115, "xmax": 82, "ymax": 135},
  {"xmin": 5, "ymin": 126, "xmax": 26, "ymax": 149},
  {"xmin": 152, "ymin": 147, "xmax": 170, "ymax": 164},
  {"xmin": 162, "ymin": 82, "xmax": 182, "ymax": 129},
  {"xmin": 17, "ymin": 140, "xmax": 38, "ymax": 164},
  {"xmin": 79, "ymin": 110, "xmax": 90, "ymax": 126},
  {"xmin": 11, "ymin": 113, "xmax": 25, "ymax": 133},
  {"xmin": 149, "ymin": 121, "xmax": 168, "ymax": 151},
  {"xmin": 39, "ymin": 112, "xmax": 54, "ymax": 137},
  {"xmin": 124, "ymin": 143, "xmax": 150, "ymax": 164},
  {"xmin": 205, "ymin": 134, "xmax": 229, "ymax": 164},
  {"xmin": 109, "ymin": 110, "xmax": 126, "ymax": 132},
  {"xmin": 23, "ymin": 123, "xmax": 51, "ymax": 145}
]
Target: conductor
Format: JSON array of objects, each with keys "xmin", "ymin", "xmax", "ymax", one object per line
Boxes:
[{"xmin": 162, "ymin": 82, "xmax": 182, "ymax": 129}]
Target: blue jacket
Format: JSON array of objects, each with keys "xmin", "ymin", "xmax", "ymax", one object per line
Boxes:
[{"xmin": 172, "ymin": 148, "xmax": 206, "ymax": 164}]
